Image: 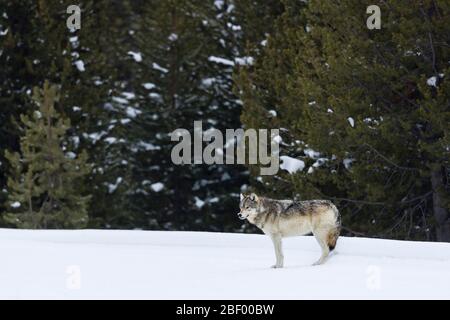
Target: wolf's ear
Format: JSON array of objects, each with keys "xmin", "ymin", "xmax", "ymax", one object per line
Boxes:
[
  {"xmin": 240, "ymin": 193, "xmax": 244, "ymax": 201},
  {"xmin": 250, "ymin": 193, "xmax": 259, "ymax": 202}
]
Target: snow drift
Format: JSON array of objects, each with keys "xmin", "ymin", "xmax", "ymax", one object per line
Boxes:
[{"xmin": 0, "ymin": 229, "xmax": 449, "ymax": 299}]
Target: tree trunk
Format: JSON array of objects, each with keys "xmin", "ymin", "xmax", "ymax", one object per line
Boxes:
[{"xmin": 431, "ymin": 166, "xmax": 450, "ymax": 242}]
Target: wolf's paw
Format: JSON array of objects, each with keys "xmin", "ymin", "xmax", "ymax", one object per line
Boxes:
[
  {"xmin": 312, "ymin": 259, "xmax": 326, "ymax": 266},
  {"xmin": 271, "ymin": 264, "xmax": 283, "ymax": 269}
]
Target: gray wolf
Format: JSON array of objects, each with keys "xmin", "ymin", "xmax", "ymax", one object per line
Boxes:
[{"xmin": 238, "ymin": 193, "xmax": 341, "ymax": 267}]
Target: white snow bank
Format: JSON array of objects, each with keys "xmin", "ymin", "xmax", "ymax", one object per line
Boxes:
[
  {"xmin": 208, "ymin": 56, "xmax": 235, "ymax": 66},
  {"xmin": 427, "ymin": 76, "xmax": 437, "ymax": 87},
  {"xmin": 126, "ymin": 107, "xmax": 142, "ymax": 118},
  {"xmin": 304, "ymin": 148, "xmax": 321, "ymax": 159},
  {"xmin": 280, "ymin": 156, "xmax": 305, "ymax": 174},
  {"xmin": 10, "ymin": 202, "xmax": 21, "ymax": 209},
  {"xmin": 0, "ymin": 229, "xmax": 449, "ymax": 299},
  {"xmin": 348, "ymin": 117, "xmax": 355, "ymax": 128},
  {"xmin": 142, "ymin": 83, "xmax": 156, "ymax": 90},
  {"xmin": 127, "ymin": 51, "xmax": 142, "ymax": 62},
  {"xmin": 74, "ymin": 60, "xmax": 85, "ymax": 72},
  {"xmin": 150, "ymin": 182, "xmax": 164, "ymax": 192}
]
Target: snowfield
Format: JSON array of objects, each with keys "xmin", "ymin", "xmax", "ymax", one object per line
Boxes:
[{"xmin": 1, "ymin": 229, "xmax": 450, "ymax": 300}]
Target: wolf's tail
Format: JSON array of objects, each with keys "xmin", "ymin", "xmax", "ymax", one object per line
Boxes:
[{"xmin": 327, "ymin": 204, "xmax": 341, "ymax": 251}]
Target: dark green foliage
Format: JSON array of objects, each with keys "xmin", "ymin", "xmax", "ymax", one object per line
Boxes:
[
  {"xmin": 1, "ymin": 0, "xmax": 448, "ymax": 241},
  {"xmin": 234, "ymin": 0, "xmax": 285, "ymax": 47},
  {"xmin": 0, "ymin": 0, "xmax": 138, "ymax": 228},
  {"xmin": 238, "ymin": 0, "xmax": 450, "ymax": 241},
  {"xmin": 4, "ymin": 81, "xmax": 90, "ymax": 228},
  {"xmin": 124, "ymin": 0, "xmax": 248, "ymax": 231},
  {"xmin": 1, "ymin": 0, "xmax": 250, "ymax": 231}
]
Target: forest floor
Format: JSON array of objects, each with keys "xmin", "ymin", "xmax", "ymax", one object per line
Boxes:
[{"xmin": 1, "ymin": 229, "xmax": 449, "ymax": 299}]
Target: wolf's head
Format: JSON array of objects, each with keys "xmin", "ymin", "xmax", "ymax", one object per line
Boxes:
[{"xmin": 238, "ymin": 193, "xmax": 260, "ymax": 222}]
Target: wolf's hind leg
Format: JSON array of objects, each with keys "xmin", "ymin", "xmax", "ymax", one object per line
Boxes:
[
  {"xmin": 327, "ymin": 227, "xmax": 340, "ymax": 252},
  {"xmin": 269, "ymin": 234, "xmax": 284, "ymax": 268},
  {"xmin": 312, "ymin": 230, "xmax": 330, "ymax": 266}
]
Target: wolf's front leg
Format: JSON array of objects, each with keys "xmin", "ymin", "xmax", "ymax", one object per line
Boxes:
[{"xmin": 270, "ymin": 234, "xmax": 284, "ymax": 268}]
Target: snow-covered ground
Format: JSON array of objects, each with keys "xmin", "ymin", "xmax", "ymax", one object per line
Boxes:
[{"xmin": 1, "ymin": 229, "xmax": 449, "ymax": 299}]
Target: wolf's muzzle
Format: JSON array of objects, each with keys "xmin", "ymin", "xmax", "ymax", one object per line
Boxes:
[{"xmin": 237, "ymin": 213, "xmax": 246, "ymax": 220}]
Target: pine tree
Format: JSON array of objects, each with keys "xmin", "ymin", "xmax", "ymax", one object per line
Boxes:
[
  {"xmin": 234, "ymin": 0, "xmax": 285, "ymax": 47},
  {"xmin": 0, "ymin": 0, "xmax": 136, "ymax": 228},
  {"xmin": 119, "ymin": 0, "xmax": 249, "ymax": 231},
  {"xmin": 5, "ymin": 81, "xmax": 90, "ymax": 228},
  {"xmin": 0, "ymin": 1, "xmax": 28, "ymax": 223},
  {"xmin": 238, "ymin": 0, "xmax": 450, "ymax": 241}
]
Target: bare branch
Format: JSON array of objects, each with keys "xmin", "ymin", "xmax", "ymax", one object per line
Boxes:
[{"xmin": 364, "ymin": 143, "xmax": 419, "ymax": 172}]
